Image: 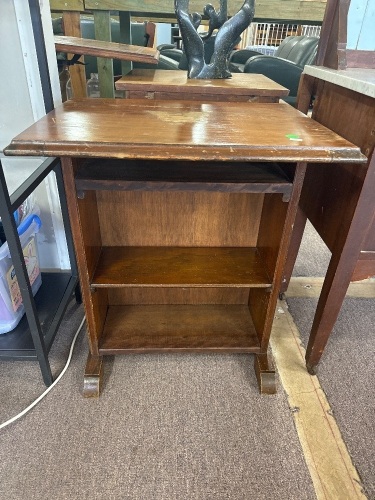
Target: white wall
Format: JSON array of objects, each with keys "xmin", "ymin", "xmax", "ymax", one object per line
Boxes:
[
  {"xmin": 0, "ymin": 0, "xmax": 70, "ymax": 270},
  {"xmin": 347, "ymin": 0, "xmax": 375, "ymax": 50}
]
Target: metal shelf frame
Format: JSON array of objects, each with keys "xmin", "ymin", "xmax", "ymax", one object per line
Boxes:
[{"xmin": 0, "ymin": 0, "xmax": 79, "ymax": 386}]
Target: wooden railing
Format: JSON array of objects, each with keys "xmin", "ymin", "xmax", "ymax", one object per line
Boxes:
[{"xmin": 50, "ymin": 0, "xmax": 327, "ymax": 97}]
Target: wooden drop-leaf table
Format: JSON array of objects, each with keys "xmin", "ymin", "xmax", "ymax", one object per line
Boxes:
[{"xmin": 5, "ymin": 98, "xmax": 365, "ymax": 396}]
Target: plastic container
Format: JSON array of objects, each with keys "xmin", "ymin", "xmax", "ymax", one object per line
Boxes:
[{"xmin": 0, "ymin": 213, "xmax": 42, "ymax": 334}]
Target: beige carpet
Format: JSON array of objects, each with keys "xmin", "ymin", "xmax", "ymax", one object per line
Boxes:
[{"xmin": 0, "ymin": 301, "xmax": 316, "ymax": 500}]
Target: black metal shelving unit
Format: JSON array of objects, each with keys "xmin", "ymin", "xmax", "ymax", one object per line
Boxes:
[{"xmin": 0, "ymin": 1, "xmax": 79, "ymax": 385}]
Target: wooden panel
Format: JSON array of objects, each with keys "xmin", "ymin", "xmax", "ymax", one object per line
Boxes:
[
  {"xmin": 96, "ymin": 191, "xmax": 263, "ymax": 247},
  {"xmin": 300, "ymin": 81, "xmax": 375, "ymax": 253},
  {"xmin": 98, "ymin": 305, "xmax": 260, "ymax": 354},
  {"xmin": 126, "ymin": 91, "xmax": 278, "ymax": 103},
  {"xmin": 93, "ymin": 11, "xmax": 114, "ymax": 98},
  {"xmin": 257, "ymin": 193, "xmax": 289, "ymax": 279},
  {"xmin": 50, "ymin": 0, "xmax": 83, "ymax": 12},
  {"xmin": 361, "ymin": 213, "xmax": 375, "ymax": 250},
  {"xmin": 116, "ymin": 70, "xmax": 289, "ymax": 97},
  {"xmin": 346, "ymin": 50, "xmax": 375, "ymax": 69},
  {"xmin": 352, "ymin": 258, "xmax": 375, "ymax": 282},
  {"xmin": 75, "ymin": 159, "xmax": 293, "ymax": 195},
  {"xmin": 54, "ymin": 36, "xmax": 159, "ymax": 64},
  {"xmin": 6, "ymin": 100, "xmax": 365, "ymax": 163},
  {"xmin": 108, "ymin": 287, "xmax": 250, "ymax": 305},
  {"xmin": 92, "ymin": 247, "xmax": 272, "ymax": 287},
  {"xmin": 60, "ymin": 158, "xmax": 106, "ymax": 354},
  {"xmin": 251, "ymin": 162, "xmax": 307, "ymax": 347},
  {"xmin": 62, "ymin": 12, "xmax": 87, "ymax": 97},
  {"xmin": 84, "ymin": 0, "xmax": 327, "ymax": 23},
  {"xmin": 76, "ymin": 191, "xmax": 102, "ymax": 280}
]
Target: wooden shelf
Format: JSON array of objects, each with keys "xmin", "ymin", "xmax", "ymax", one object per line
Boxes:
[
  {"xmin": 54, "ymin": 35, "xmax": 159, "ymax": 65},
  {"xmin": 92, "ymin": 246, "xmax": 272, "ymax": 288},
  {"xmin": 99, "ymin": 304, "xmax": 260, "ymax": 354},
  {"xmin": 76, "ymin": 159, "xmax": 293, "ymax": 195}
]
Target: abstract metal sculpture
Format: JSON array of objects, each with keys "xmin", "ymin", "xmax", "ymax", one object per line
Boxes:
[{"xmin": 175, "ymin": 0, "xmax": 255, "ymax": 79}]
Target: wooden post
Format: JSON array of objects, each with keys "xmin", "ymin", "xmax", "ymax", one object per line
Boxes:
[
  {"xmin": 62, "ymin": 12, "xmax": 87, "ymax": 97},
  {"xmin": 93, "ymin": 11, "xmax": 115, "ymax": 98}
]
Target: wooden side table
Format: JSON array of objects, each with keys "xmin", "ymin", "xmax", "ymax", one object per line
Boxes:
[
  {"xmin": 5, "ymin": 98, "xmax": 365, "ymax": 396},
  {"xmin": 281, "ymin": 66, "xmax": 375, "ymax": 373},
  {"xmin": 115, "ymin": 69, "xmax": 289, "ymax": 102}
]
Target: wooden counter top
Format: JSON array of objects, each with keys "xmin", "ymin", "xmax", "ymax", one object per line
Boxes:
[{"xmin": 115, "ymin": 70, "xmax": 289, "ymax": 98}]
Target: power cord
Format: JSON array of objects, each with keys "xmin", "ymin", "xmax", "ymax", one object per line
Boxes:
[{"xmin": 0, "ymin": 316, "xmax": 86, "ymax": 430}]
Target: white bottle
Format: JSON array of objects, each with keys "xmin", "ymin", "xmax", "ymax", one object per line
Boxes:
[{"xmin": 87, "ymin": 73, "xmax": 100, "ymax": 98}]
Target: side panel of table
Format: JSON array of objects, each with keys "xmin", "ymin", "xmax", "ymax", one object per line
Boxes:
[{"xmin": 282, "ymin": 74, "xmax": 375, "ymax": 372}]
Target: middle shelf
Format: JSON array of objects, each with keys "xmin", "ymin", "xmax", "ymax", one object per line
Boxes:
[{"xmin": 91, "ymin": 246, "xmax": 272, "ymax": 288}]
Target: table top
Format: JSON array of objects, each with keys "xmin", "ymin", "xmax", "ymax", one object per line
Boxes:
[
  {"xmin": 304, "ymin": 66, "xmax": 375, "ymax": 99},
  {"xmin": 5, "ymin": 99, "xmax": 366, "ymax": 164},
  {"xmin": 115, "ymin": 70, "xmax": 289, "ymax": 97}
]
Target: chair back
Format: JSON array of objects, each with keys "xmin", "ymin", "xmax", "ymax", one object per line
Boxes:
[{"xmin": 275, "ymin": 35, "xmax": 319, "ymax": 67}]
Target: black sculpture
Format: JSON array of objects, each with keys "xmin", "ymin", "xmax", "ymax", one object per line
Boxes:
[{"xmin": 175, "ymin": 0, "xmax": 255, "ymax": 79}]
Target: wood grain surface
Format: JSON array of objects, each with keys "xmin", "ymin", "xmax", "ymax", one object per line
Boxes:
[
  {"xmin": 54, "ymin": 35, "xmax": 159, "ymax": 64},
  {"xmin": 5, "ymin": 99, "xmax": 365, "ymax": 163},
  {"xmin": 115, "ymin": 69, "xmax": 289, "ymax": 97},
  {"xmin": 98, "ymin": 304, "xmax": 260, "ymax": 354},
  {"xmin": 91, "ymin": 246, "xmax": 272, "ymax": 287}
]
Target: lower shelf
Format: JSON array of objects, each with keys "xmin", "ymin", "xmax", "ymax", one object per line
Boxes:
[
  {"xmin": 99, "ymin": 304, "xmax": 260, "ymax": 354},
  {"xmin": 0, "ymin": 272, "xmax": 76, "ymax": 359}
]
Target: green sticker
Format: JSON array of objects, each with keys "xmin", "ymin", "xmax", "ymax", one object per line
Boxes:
[{"xmin": 286, "ymin": 134, "xmax": 302, "ymax": 141}]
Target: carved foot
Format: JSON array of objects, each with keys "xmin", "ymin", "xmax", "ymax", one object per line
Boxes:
[
  {"xmin": 254, "ymin": 353, "xmax": 276, "ymax": 394},
  {"xmin": 83, "ymin": 352, "xmax": 103, "ymax": 398}
]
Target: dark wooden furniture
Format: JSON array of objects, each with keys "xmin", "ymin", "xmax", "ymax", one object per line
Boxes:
[
  {"xmin": 281, "ymin": 66, "xmax": 375, "ymax": 373},
  {"xmin": 5, "ymin": 99, "xmax": 365, "ymax": 396},
  {"xmin": 316, "ymin": 0, "xmax": 375, "ymax": 70},
  {"xmin": 115, "ymin": 69, "xmax": 289, "ymax": 102}
]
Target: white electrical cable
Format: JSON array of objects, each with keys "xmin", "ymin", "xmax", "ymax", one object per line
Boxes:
[{"xmin": 0, "ymin": 316, "xmax": 86, "ymax": 430}]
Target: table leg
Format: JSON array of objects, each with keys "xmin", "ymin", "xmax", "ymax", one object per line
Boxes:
[
  {"xmin": 306, "ymin": 151, "xmax": 375, "ymax": 373},
  {"xmin": 280, "ymin": 205, "xmax": 308, "ymax": 296},
  {"xmin": 83, "ymin": 352, "xmax": 103, "ymax": 397},
  {"xmin": 254, "ymin": 353, "xmax": 276, "ymax": 394}
]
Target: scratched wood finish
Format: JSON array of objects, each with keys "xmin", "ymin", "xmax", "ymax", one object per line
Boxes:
[
  {"xmin": 115, "ymin": 69, "xmax": 289, "ymax": 98},
  {"xmin": 98, "ymin": 305, "xmax": 260, "ymax": 354},
  {"xmin": 75, "ymin": 159, "xmax": 293, "ymax": 195},
  {"xmin": 5, "ymin": 100, "xmax": 365, "ymax": 163},
  {"xmin": 54, "ymin": 35, "xmax": 159, "ymax": 64}
]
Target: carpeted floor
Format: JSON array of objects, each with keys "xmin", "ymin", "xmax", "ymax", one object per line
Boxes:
[
  {"xmin": 286, "ymin": 221, "xmax": 375, "ymax": 499},
  {"xmin": 0, "ymin": 302, "xmax": 316, "ymax": 500},
  {"xmin": 286, "ymin": 297, "xmax": 375, "ymax": 500}
]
